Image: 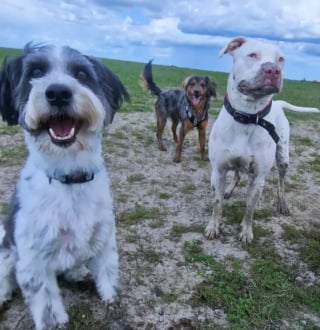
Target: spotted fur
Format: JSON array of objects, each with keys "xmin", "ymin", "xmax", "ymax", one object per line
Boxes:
[{"xmin": 142, "ymin": 60, "xmax": 217, "ymax": 162}]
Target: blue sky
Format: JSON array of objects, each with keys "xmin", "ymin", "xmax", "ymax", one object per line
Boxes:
[{"xmin": 1, "ymin": 0, "xmax": 320, "ymax": 81}]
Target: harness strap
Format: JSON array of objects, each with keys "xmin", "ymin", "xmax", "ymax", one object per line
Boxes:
[
  {"xmin": 224, "ymin": 94, "xmax": 279, "ymax": 143},
  {"xmin": 186, "ymin": 104, "xmax": 208, "ymax": 127}
]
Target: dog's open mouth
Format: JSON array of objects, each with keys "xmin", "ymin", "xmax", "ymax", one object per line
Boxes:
[
  {"xmin": 191, "ymin": 95, "xmax": 201, "ymax": 106},
  {"xmin": 47, "ymin": 115, "xmax": 81, "ymax": 146}
]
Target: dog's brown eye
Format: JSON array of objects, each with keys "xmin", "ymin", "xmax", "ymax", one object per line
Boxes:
[
  {"xmin": 76, "ymin": 70, "xmax": 88, "ymax": 81},
  {"xmin": 31, "ymin": 68, "xmax": 44, "ymax": 78}
]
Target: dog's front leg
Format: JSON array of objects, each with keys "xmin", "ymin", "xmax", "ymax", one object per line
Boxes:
[
  {"xmin": 174, "ymin": 120, "xmax": 192, "ymax": 162},
  {"xmin": 239, "ymin": 175, "xmax": 264, "ymax": 243},
  {"xmin": 205, "ymin": 168, "xmax": 226, "ymax": 239},
  {"xmin": 197, "ymin": 120, "xmax": 208, "ymax": 161},
  {"xmin": 0, "ymin": 247, "xmax": 17, "ymax": 305},
  {"xmin": 16, "ymin": 261, "xmax": 68, "ymax": 330},
  {"xmin": 88, "ymin": 233, "xmax": 119, "ymax": 303}
]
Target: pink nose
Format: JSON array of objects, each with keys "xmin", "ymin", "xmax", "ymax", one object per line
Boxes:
[{"xmin": 264, "ymin": 65, "xmax": 281, "ymax": 80}]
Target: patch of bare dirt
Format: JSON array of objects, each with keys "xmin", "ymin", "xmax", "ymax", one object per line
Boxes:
[{"xmin": 0, "ymin": 111, "xmax": 319, "ymax": 329}]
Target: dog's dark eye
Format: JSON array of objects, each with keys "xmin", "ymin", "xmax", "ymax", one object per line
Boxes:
[
  {"xmin": 200, "ymin": 82, "xmax": 206, "ymax": 88},
  {"xmin": 31, "ymin": 68, "xmax": 44, "ymax": 78},
  {"xmin": 189, "ymin": 81, "xmax": 195, "ymax": 87},
  {"xmin": 248, "ymin": 53, "xmax": 258, "ymax": 59},
  {"xmin": 278, "ymin": 56, "xmax": 285, "ymax": 63},
  {"xmin": 76, "ymin": 70, "xmax": 88, "ymax": 81}
]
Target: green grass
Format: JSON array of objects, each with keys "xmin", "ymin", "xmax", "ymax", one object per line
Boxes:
[
  {"xmin": 1, "ymin": 46, "xmax": 318, "ymax": 112},
  {"xmin": 116, "ymin": 203, "xmax": 163, "ymax": 226},
  {"xmin": 282, "ymin": 224, "xmax": 320, "ymax": 272},
  {"xmin": 308, "ymin": 153, "xmax": 320, "ymax": 172},
  {"xmin": 170, "ymin": 223, "xmax": 204, "ymax": 239},
  {"xmin": 184, "ymin": 239, "xmax": 320, "ymax": 329},
  {"xmin": 66, "ymin": 303, "xmax": 105, "ymax": 330},
  {"xmin": 0, "ymin": 144, "xmax": 27, "ymax": 165}
]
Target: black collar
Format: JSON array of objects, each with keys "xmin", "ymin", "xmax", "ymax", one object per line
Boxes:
[
  {"xmin": 224, "ymin": 94, "xmax": 279, "ymax": 143},
  {"xmin": 48, "ymin": 171, "xmax": 95, "ymax": 184}
]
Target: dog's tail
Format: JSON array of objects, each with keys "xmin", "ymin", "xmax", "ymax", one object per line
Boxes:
[
  {"xmin": 275, "ymin": 100, "xmax": 320, "ymax": 113},
  {"xmin": 141, "ymin": 60, "xmax": 162, "ymax": 97}
]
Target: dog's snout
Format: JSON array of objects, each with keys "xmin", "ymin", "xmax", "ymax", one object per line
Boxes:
[
  {"xmin": 194, "ymin": 90, "xmax": 200, "ymax": 97},
  {"xmin": 46, "ymin": 84, "xmax": 72, "ymax": 107},
  {"xmin": 263, "ymin": 63, "xmax": 281, "ymax": 79}
]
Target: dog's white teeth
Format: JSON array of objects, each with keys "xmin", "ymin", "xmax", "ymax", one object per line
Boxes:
[{"xmin": 49, "ymin": 127, "xmax": 75, "ymax": 140}]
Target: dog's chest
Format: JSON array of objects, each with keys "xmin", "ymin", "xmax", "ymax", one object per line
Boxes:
[
  {"xmin": 15, "ymin": 169, "xmax": 113, "ymax": 270},
  {"xmin": 210, "ymin": 111, "xmax": 277, "ymax": 172}
]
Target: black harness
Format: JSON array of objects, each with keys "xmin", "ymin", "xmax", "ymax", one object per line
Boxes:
[
  {"xmin": 185, "ymin": 104, "xmax": 208, "ymax": 127},
  {"xmin": 224, "ymin": 94, "xmax": 279, "ymax": 143},
  {"xmin": 48, "ymin": 171, "xmax": 95, "ymax": 184}
]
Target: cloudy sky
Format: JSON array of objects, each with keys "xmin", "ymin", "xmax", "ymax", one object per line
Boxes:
[{"xmin": 1, "ymin": 0, "xmax": 320, "ymax": 80}]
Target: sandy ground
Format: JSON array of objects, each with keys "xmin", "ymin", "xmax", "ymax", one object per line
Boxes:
[{"xmin": 0, "ymin": 110, "xmax": 320, "ymax": 329}]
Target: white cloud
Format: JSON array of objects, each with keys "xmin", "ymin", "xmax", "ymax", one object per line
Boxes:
[{"xmin": 0, "ymin": 0, "xmax": 319, "ymax": 80}]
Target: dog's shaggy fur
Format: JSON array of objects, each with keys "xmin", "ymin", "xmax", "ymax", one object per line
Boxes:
[
  {"xmin": 0, "ymin": 43, "xmax": 129, "ymax": 330},
  {"xmin": 142, "ymin": 60, "xmax": 217, "ymax": 162}
]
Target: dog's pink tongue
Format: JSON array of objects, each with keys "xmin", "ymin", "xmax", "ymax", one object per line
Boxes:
[
  {"xmin": 49, "ymin": 117, "xmax": 74, "ymax": 137},
  {"xmin": 192, "ymin": 97, "xmax": 201, "ymax": 106}
]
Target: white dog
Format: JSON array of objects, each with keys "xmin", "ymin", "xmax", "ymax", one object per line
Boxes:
[
  {"xmin": 0, "ymin": 43, "xmax": 129, "ymax": 329},
  {"xmin": 205, "ymin": 37, "xmax": 319, "ymax": 244}
]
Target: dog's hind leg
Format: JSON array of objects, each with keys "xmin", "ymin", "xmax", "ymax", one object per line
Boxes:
[
  {"xmin": 205, "ymin": 168, "xmax": 227, "ymax": 239},
  {"xmin": 171, "ymin": 118, "xmax": 178, "ymax": 143},
  {"xmin": 156, "ymin": 115, "xmax": 167, "ymax": 151}
]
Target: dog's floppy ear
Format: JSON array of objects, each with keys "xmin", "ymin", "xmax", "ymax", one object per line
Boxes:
[
  {"xmin": 182, "ymin": 76, "xmax": 192, "ymax": 89},
  {"xmin": 205, "ymin": 76, "xmax": 217, "ymax": 98},
  {"xmin": 0, "ymin": 55, "xmax": 23, "ymax": 125},
  {"xmin": 219, "ymin": 37, "xmax": 247, "ymax": 57},
  {"xmin": 88, "ymin": 57, "xmax": 130, "ymax": 124}
]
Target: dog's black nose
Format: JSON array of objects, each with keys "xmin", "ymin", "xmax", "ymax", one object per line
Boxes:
[{"xmin": 46, "ymin": 84, "xmax": 72, "ymax": 107}]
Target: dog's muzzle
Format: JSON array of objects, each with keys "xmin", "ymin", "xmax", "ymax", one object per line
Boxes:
[
  {"xmin": 238, "ymin": 63, "xmax": 282, "ymax": 98},
  {"xmin": 44, "ymin": 84, "xmax": 82, "ymax": 146}
]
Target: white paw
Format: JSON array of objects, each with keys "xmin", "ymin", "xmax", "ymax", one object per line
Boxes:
[
  {"xmin": 35, "ymin": 309, "xmax": 68, "ymax": 330},
  {"xmin": 239, "ymin": 227, "xmax": 253, "ymax": 244},
  {"xmin": 204, "ymin": 222, "xmax": 220, "ymax": 240},
  {"xmin": 100, "ymin": 283, "xmax": 119, "ymax": 303}
]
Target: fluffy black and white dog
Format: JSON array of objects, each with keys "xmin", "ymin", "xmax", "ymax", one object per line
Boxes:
[{"xmin": 0, "ymin": 43, "xmax": 129, "ymax": 330}]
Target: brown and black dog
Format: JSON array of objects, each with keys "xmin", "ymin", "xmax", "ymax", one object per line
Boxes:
[{"xmin": 142, "ymin": 60, "xmax": 217, "ymax": 162}]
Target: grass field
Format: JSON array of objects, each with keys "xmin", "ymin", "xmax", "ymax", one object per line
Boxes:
[
  {"xmin": 0, "ymin": 46, "xmax": 320, "ymax": 329},
  {"xmin": 1, "ymin": 46, "xmax": 319, "ymax": 113}
]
